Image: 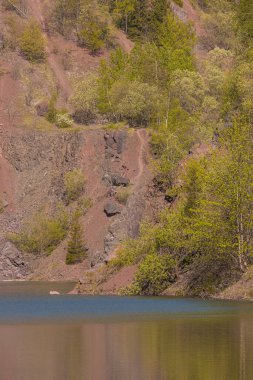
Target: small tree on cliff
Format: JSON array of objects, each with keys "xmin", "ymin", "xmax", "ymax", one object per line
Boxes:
[{"xmin": 66, "ymin": 215, "xmax": 87, "ymax": 265}]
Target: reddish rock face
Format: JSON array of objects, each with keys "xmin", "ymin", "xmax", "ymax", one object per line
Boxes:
[{"xmin": 0, "ymin": 126, "xmax": 156, "ymax": 281}]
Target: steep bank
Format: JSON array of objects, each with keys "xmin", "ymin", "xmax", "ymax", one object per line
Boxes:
[{"xmin": 0, "ymin": 126, "xmax": 154, "ymax": 281}]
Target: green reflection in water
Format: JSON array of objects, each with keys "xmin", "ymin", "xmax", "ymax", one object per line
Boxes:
[{"xmin": 0, "ymin": 314, "xmax": 252, "ymax": 380}]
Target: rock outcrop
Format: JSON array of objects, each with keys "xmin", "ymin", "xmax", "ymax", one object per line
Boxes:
[
  {"xmin": 104, "ymin": 202, "xmax": 121, "ymax": 217},
  {"xmin": 0, "ymin": 126, "xmax": 154, "ymax": 280}
]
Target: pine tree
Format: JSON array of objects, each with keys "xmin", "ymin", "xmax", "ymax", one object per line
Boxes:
[{"xmin": 66, "ymin": 217, "xmax": 87, "ymax": 265}]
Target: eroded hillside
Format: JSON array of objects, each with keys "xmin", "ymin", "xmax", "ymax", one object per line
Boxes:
[{"xmin": 1, "ymin": 0, "xmax": 253, "ymax": 300}]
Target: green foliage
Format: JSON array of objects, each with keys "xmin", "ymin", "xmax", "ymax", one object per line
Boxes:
[
  {"xmin": 111, "ymin": 0, "xmax": 169, "ymax": 40},
  {"xmin": 64, "ymin": 169, "xmax": 86, "ymax": 204},
  {"xmin": 46, "ymin": 94, "xmax": 73, "ymax": 127},
  {"xmin": 46, "ymin": 94, "xmax": 58, "ymax": 123},
  {"xmin": 78, "ymin": 5, "xmax": 110, "ymax": 53},
  {"xmin": 20, "ymin": 20, "xmax": 45, "ymax": 62},
  {"xmin": 9, "ymin": 207, "xmax": 68, "ymax": 255},
  {"xmin": 131, "ymin": 253, "xmax": 176, "ymax": 295},
  {"xmin": 151, "ymin": 104, "xmax": 195, "ymax": 187},
  {"xmin": 55, "ymin": 113, "xmax": 73, "ymax": 128},
  {"xmin": 109, "ymin": 80, "xmax": 161, "ymax": 126},
  {"xmin": 156, "ymin": 13, "xmax": 195, "ymax": 75},
  {"xmin": 66, "ymin": 215, "xmax": 87, "ymax": 265},
  {"xmin": 90, "ymin": 10, "xmax": 194, "ymax": 124},
  {"xmin": 223, "ymin": 61, "xmax": 253, "ymax": 119},
  {"xmin": 237, "ymin": 0, "xmax": 253, "ymax": 43},
  {"xmin": 170, "ymin": 70, "xmax": 206, "ymax": 113},
  {"xmin": 71, "ymin": 73, "xmax": 99, "ymax": 124},
  {"xmin": 110, "ymin": 222, "xmax": 158, "ymax": 268},
  {"xmin": 104, "ymin": 0, "xmax": 253, "ymax": 296},
  {"xmin": 112, "ymin": 0, "xmax": 136, "ymax": 34}
]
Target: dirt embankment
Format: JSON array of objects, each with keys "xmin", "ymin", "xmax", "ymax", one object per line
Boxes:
[{"xmin": 215, "ymin": 267, "xmax": 253, "ymax": 301}]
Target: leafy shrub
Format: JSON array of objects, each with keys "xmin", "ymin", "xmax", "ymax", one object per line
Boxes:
[
  {"xmin": 124, "ymin": 253, "xmax": 176, "ymax": 295},
  {"xmin": 71, "ymin": 73, "xmax": 99, "ymax": 124},
  {"xmin": 110, "ymin": 223, "xmax": 158, "ymax": 268},
  {"xmin": 9, "ymin": 208, "xmax": 68, "ymax": 255},
  {"xmin": 64, "ymin": 169, "xmax": 86, "ymax": 203},
  {"xmin": 170, "ymin": 70, "xmax": 206, "ymax": 113},
  {"xmin": 20, "ymin": 20, "xmax": 45, "ymax": 62},
  {"xmin": 55, "ymin": 113, "xmax": 73, "ymax": 128},
  {"xmin": 109, "ymin": 80, "xmax": 161, "ymax": 126},
  {"xmin": 237, "ymin": 0, "xmax": 253, "ymax": 43}
]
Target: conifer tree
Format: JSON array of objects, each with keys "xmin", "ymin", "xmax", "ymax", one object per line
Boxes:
[{"xmin": 66, "ymin": 216, "xmax": 87, "ymax": 265}]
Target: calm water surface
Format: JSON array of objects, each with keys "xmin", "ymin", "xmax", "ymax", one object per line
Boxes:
[{"xmin": 0, "ymin": 282, "xmax": 253, "ymax": 380}]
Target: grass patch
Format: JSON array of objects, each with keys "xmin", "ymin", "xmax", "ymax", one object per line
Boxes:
[
  {"xmin": 103, "ymin": 122, "xmax": 127, "ymax": 130},
  {"xmin": 115, "ymin": 187, "xmax": 131, "ymax": 205},
  {"xmin": 64, "ymin": 169, "xmax": 86, "ymax": 204}
]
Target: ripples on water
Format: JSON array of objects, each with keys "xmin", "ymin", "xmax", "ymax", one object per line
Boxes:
[{"xmin": 0, "ymin": 282, "xmax": 252, "ymax": 380}]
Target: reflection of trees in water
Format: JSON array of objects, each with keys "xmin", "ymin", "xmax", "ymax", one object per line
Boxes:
[
  {"xmin": 1, "ymin": 316, "xmax": 253, "ymax": 380},
  {"xmin": 78, "ymin": 317, "xmax": 253, "ymax": 380},
  {"xmin": 239, "ymin": 316, "xmax": 253, "ymax": 380},
  {"xmin": 240, "ymin": 319, "xmax": 246, "ymax": 380}
]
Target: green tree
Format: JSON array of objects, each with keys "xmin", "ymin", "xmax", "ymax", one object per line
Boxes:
[
  {"xmin": 170, "ymin": 70, "xmax": 206, "ymax": 113},
  {"xmin": 20, "ymin": 20, "xmax": 45, "ymax": 62},
  {"xmin": 186, "ymin": 119, "xmax": 253, "ymax": 272},
  {"xmin": 77, "ymin": 1, "xmax": 110, "ymax": 53},
  {"xmin": 71, "ymin": 73, "xmax": 99, "ymax": 123},
  {"xmin": 109, "ymin": 80, "xmax": 162, "ymax": 125},
  {"xmin": 66, "ymin": 216, "xmax": 87, "ymax": 265},
  {"xmin": 113, "ymin": 0, "xmax": 136, "ymax": 34}
]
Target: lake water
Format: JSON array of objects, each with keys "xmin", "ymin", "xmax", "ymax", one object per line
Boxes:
[{"xmin": 0, "ymin": 283, "xmax": 253, "ymax": 380}]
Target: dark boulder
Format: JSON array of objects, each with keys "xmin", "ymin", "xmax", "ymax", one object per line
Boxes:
[
  {"xmin": 104, "ymin": 202, "xmax": 121, "ymax": 217},
  {"xmin": 114, "ymin": 131, "xmax": 126, "ymax": 154},
  {"xmin": 111, "ymin": 174, "xmax": 130, "ymax": 187}
]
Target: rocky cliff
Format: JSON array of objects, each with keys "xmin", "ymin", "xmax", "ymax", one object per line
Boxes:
[{"xmin": 0, "ymin": 126, "xmax": 155, "ymax": 281}]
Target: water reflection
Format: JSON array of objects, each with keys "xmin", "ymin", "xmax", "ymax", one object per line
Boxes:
[{"xmin": 0, "ymin": 315, "xmax": 253, "ymax": 380}]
